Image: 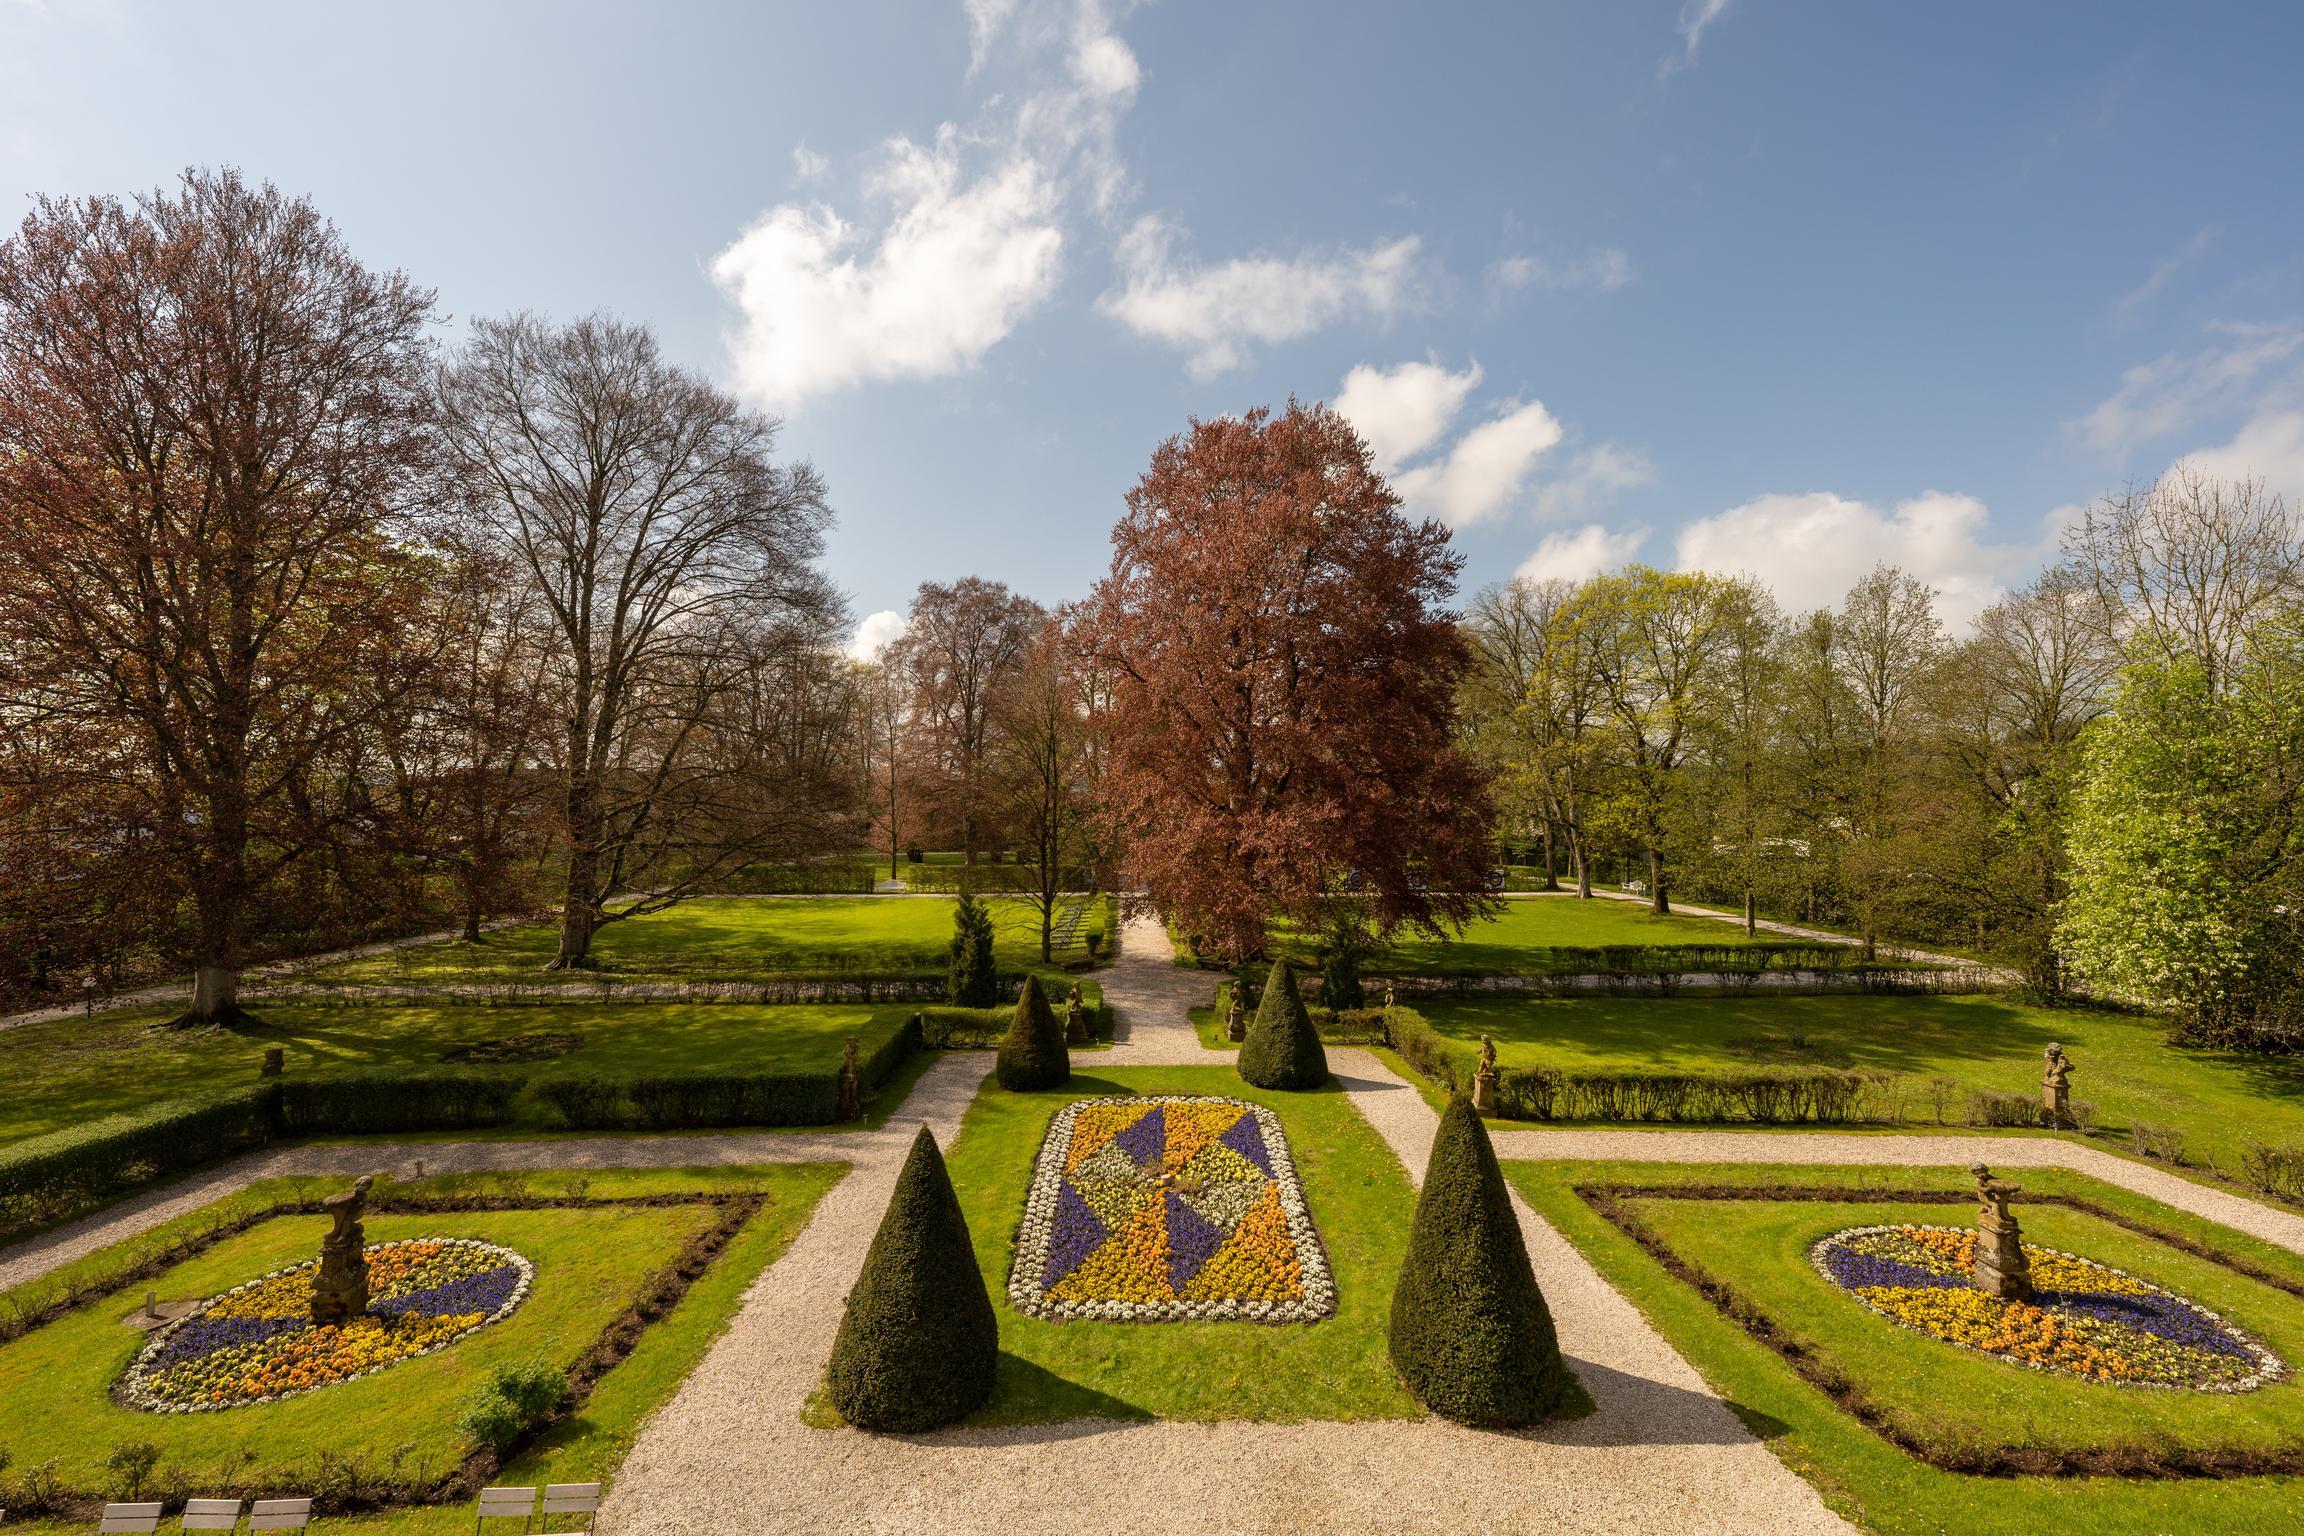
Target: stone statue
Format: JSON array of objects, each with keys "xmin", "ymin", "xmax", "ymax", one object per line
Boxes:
[
  {"xmin": 311, "ymin": 1175, "xmax": 374, "ymax": 1326},
  {"xmin": 2041, "ymin": 1043, "xmax": 2073, "ymax": 1129},
  {"xmin": 837, "ymin": 1036, "xmax": 861, "ymax": 1122},
  {"xmin": 1065, "ymin": 994, "xmax": 1088, "ymax": 1045},
  {"xmin": 1383, "ymin": 980, "xmax": 1397, "ymax": 1010},
  {"xmin": 1226, "ymin": 991, "xmax": 1247, "ymax": 1042},
  {"xmin": 1969, "ymin": 1163, "xmax": 2032, "ymax": 1302},
  {"xmin": 1471, "ymin": 1034, "xmax": 1501, "ymax": 1116}
]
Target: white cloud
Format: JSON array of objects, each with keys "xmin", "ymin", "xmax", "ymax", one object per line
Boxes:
[
  {"xmin": 1334, "ymin": 357, "xmax": 1483, "ymax": 471},
  {"xmin": 2074, "ymin": 321, "xmax": 2304, "ymax": 459},
  {"xmin": 1532, "ymin": 443, "xmax": 1657, "ymax": 522},
  {"xmin": 1662, "ymin": 0, "xmax": 1734, "ymax": 75},
  {"xmin": 1489, "ymin": 247, "xmax": 1636, "ymax": 295},
  {"xmin": 2179, "ymin": 404, "xmax": 2304, "ymax": 509},
  {"xmin": 847, "ymin": 609, "xmax": 909, "ymax": 662},
  {"xmin": 1518, "ymin": 524, "xmax": 1649, "ymax": 585},
  {"xmin": 713, "ymin": 0, "xmax": 1139, "ymax": 408},
  {"xmin": 1392, "ymin": 399, "xmax": 1563, "ymax": 528},
  {"xmin": 1672, "ymin": 490, "xmax": 2046, "ymax": 627},
  {"xmin": 791, "ymin": 143, "xmax": 829, "ymax": 182},
  {"xmin": 2109, "ymin": 226, "xmax": 2216, "ymax": 328},
  {"xmin": 1099, "ymin": 220, "xmax": 1423, "ymax": 377}
]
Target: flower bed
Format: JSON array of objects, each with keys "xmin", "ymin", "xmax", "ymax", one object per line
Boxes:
[
  {"xmin": 1008, "ymin": 1096, "xmax": 1336, "ymax": 1323},
  {"xmin": 120, "ymin": 1238, "xmax": 533, "ymax": 1412},
  {"xmin": 1811, "ymin": 1224, "xmax": 2285, "ymax": 1392}
]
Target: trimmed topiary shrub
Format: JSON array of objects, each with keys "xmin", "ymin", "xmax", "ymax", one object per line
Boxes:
[
  {"xmin": 1237, "ymin": 963, "xmax": 1328, "ymax": 1089},
  {"xmin": 947, "ymin": 892, "xmax": 998, "ymax": 1006},
  {"xmin": 995, "ymin": 975, "xmax": 1070, "ymax": 1090},
  {"xmin": 1389, "ymin": 1096, "xmax": 1575, "ymax": 1426},
  {"xmin": 825, "ymin": 1125, "xmax": 998, "ymax": 1431}
]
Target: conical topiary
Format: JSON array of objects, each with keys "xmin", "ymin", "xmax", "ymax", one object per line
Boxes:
[
  {"xmin": 946, "ymin": 893, "xmax": 997, "ymax": 1006},
  {"xmin": 995, "ymin": 974, "xmax": 1070, "ymax": 1090},
  {"xmin": 825, "ymin": 1125, "xmax": 998, "ymax": 1431},
  {"xmin": 1237, "ymin": 963, "xmax": 1328, "ymax": 1089},
  {"xmin": 1389, "ymin": 1095, "xmax": 1575, "ymax": 1426}
]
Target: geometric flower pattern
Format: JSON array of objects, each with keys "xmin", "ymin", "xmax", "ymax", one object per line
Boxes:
[
  {"xmin": 1810, "ymin": 1224, "xmax": 2286, "ymax": 1393},
  {"xmin": 1008, "ymin": 1096, "xmax": 1336, "ymax": 1323}
]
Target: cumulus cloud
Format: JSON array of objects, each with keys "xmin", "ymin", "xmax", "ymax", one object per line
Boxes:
[
  {"xmin": 2074, "ymin": 321, "xmax": 2304, "ymax": 459},
  {"xmin": 1532, "ymin": 443, "xmax": 1657, "ymax": 523},
  {"xmin": 791, "ymin": 143, "xmax": 829, "ymax": 182},
  {"xmin": 1392, "ymin": 400, "xmax": 1563, "ymax": 528},
  {"xmin": 1334, "ymin": 357, "xmax": 1484, "ymax": 471},
  {"xmin": 1099, "ymin": 220, "xmax": 1423, "ymax": 377},
  {"xmin": 847, "ymin": 609, "xmax": 909, "ymax": 662},
  {"xmin": 1672, "ymin": 490, "xmax": 2046, "ymax": 627},
  {"xmin": 1517, "ymin": 523, "xmax": 1649, "ymax": 585},
  {"xmin": 712, "ymin": 0, "xmax": 1139, "ymax": 409},
  {"xmin": 1488, "ymin": 247, "xmax": 1636, "ymax": 295},
  {"xmin": 1662, "ymin": 0, "xmax": 1734, "ymax": 75},
  {"xmin": 2178, "ymin": 404, "xmax": 2304, "ymax": 508}
]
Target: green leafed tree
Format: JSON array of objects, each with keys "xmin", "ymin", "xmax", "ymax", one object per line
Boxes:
[
  {"xmin": 825, "ymin": 1125, "xmax": 998, "ymax": 1432},
  {"xmin": 946, "ymin": 892, "xmax": 998, "ymax": 1006},
  {"xmin": 1389, "ymin": 1096, "xmax": 1578, "ymax": 1425}
]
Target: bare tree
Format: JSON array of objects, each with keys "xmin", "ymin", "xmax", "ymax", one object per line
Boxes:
[
  {"xmin": 997, "ymin": 617, "xmax": 1096, "ymax": 961},
  {"xmin": 438, "ymin": 314, "xmax": 840, "ymax": 969},
  {"xmin": 2069, "ymin": 467, "xmax": 2303, "ymax": 688},
  {"xmin": 892, "ymin": 578, "xmax": 1045, "ymax": 866},
  {"xmin": 1829, "ymin": 566, "xmax": 1943, "ymax": 959},
  {"xmin": 0, "ymin": 169, "xmax": 438, "ymax": 1024}
]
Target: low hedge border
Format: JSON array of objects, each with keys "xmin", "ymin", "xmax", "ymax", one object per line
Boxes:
[
  {"xmin": 0, "ymin": 1188, "xmax": 766, "ymax": 1517},
  {"xmin": 915, "ymin": 1000, "xmax": 1114, "ymax": 1049},
  {"xmin": 1577, "ymin": 1180, "xmax": 2304, "ymax": 1478}
]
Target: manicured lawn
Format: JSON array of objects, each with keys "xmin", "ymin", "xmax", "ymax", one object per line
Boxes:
[
  {"xmin": 0, "ymin": 1000, "xmax": 921, "ymax": 1148},
  {"xmin": 937, "ymin": 1064, "xmax": 1423, "ymax": 1423},
  {"xmin": 1508, "ymin": 1160, "xmax": 2304, "ymax": 1536},
  {"xmin": 1265, "ymin": 894, "xmax": 1807, "ymax": 976},
  {"xmin": 1413, "ymin": 992, "xmax": 2304, "ymax": 1174},
  {"xmin": 302, "ymin": 895, "xmax": 1100, "ymax": 986},
  {"xmin": 0, "ymin": 1164, "xmax": 840, "ymax": 1527}
]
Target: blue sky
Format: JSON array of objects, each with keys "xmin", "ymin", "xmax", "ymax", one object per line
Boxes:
[{"xmin": 6, "ymin": 1, "xmax": 2303, "ymax": 648}]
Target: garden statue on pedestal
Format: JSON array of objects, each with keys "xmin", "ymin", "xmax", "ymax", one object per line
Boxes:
[
  {"xmin": 1065, "ymin": 982, "xmax": 1088, "ymax": 1045},
  {"xmin": 2042, "ymin": 1043, "xmax": 2073, "ymax": 1129},
  {"xmin": 1383, "ymin": 980, "xmax": 1396, "ymax": 1010},
  {"xmin": 1226, "ymin": 990, "xmax": 1247, "ymax": 1041},
  {"xmin": 1970, "ymin": 1163, "xmax": 2032, "ymax": 1302},
  {"xmin": 311, "ymin": 1175, "xmax": 374, "ymax": 1325},
  {"xmin": 838, "ymin": 1036, "xmax": 861, "ymax": 1122},
  {"xmin": 1471, "ymin": 1035, "xmax": 1500, "ymax": 1116}
]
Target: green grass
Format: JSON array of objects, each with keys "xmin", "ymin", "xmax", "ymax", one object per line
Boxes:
[
  {"xmin": 0, "ymin": 1163, "xmax": 841, "ymax": 1531},
  {"xmin": 302, "ymin": 895, "xmax": 1099, "ymax": 986},
  {"xmin": 1506, "ymin": 1160, "xmax": 2304, "ymax": 1536},
  {"xmin": 1411, "ymin": 991, "xmax": 2304, "ymax": 1175},
  {"xmin": 935, "ymin": 1064, "xmax": 1423, "ymax": 1423},
  {"xmin": 1265, "ymin": 894, "xmax": 1800, "ymax": 976},
  {"xmin": 0, "ymin": 1001, "xmax": 920, "ymax": 1148}
]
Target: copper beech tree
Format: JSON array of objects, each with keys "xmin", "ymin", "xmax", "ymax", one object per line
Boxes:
[{"xmin": 1088, "ymin": 402, "xmax": 1498, "ymax": 961}]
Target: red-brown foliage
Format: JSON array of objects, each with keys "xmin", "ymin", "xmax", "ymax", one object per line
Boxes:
[{"xmin": 1087, "ymin": 401, "xmax": 1498, "ymax": 960}]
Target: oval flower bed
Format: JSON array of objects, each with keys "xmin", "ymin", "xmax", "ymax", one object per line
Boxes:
[
  {"xmin": 121, "ymin": 1238, "xmax": 534, "ymax": 1412},
  {"xmin": 1008, "ymin": 1095, "xmax": 1335, "ymax": 1323},
  {"xmin": 1811, "ymin": 1224, "xmax": 2284, "ymax": 1392}
]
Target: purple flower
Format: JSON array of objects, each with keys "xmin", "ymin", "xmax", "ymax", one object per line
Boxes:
[
  {"xmin": 1822, "ymin": 1246, "xmax": 1965, "ymax": 1292},
  {"xmin": 373, "ymin": 1266, "xmax": 522, "ymax": 1320},
  {"xmin": 148, "ymin": 1314, "xmax": 302, "ymax": 1371},
  {"xmin": 2044, "ymin": 1288, "xmax": 2258, "ymax": 1360}
]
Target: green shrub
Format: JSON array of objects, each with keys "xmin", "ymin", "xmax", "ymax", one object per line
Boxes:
[
  {"xmin": 825, "ymin": 1126, "xmax": 998, "ymax": 1431},
  {"xmin": 995, "ymin": 975, "xmax": 1070, "ymax": 1091},
  {"xmin": 275, "ymin": 1069, "xmax": 522, "ymax": 1135},
  {"xmin": 0, "ymin": 1087, "xmax": 276, "ymax": 1236},
  {"xmin": 1388, "ymin": 1096, "xmax": 1575, "ymax": 1426},
  {"xmin": 458, "ymin": 1355, "xmax": 565, "ymax": 1456},
  {"xmin": 1237, "ymin": 964, "xmax": 1328, "ymax": 1090},
  {"xmin": 1966, "ymin": 1088, "xmax": 2040, "ymax": 1128},
  {"xmin": 947, "ymin": 893, "xmax": 999, "ymax": 1006},
  {"xmin": 917, "ymin": 1005, "xmax": 1009, "ymax": 1049}
]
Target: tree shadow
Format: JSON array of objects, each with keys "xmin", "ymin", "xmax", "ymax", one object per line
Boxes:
[{"xmin": 1520, "ymin": 1356, "xmax": 1791, "ymax": 1448}]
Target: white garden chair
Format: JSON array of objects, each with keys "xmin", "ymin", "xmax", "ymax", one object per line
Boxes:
[
  {"xmin": 538, "ymin": 1483, "xmax": 602, "ymax": 1533},
  {"xmin": 98, "ymin": 1506, "xmax": 164, "ymax": 1535},
  {"xmin": 248, "ymin": 1498, "xmax": 313, "ymax": 1532},
  {"xmin": 475, "ymin": 1486, "xmax": 537, "ymax": 1534},
  {"xmin": 180, "ymin": 1502, "xmax": 243, "ymax": 1533}
]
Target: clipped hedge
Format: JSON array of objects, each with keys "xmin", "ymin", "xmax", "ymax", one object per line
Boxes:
[
  {"xmin": 0, "ymin": 1087, "xmax": 277, "ymax": 1233},
  {"xmin": 1238, "ymin": 964, "xmax": 1328, "ymax": 1090},
  {"xmin": 528, "ymin": 1069, "xmax": 841, "ymax": 1130},
  {"xmin": 275, "ymin": 1070, "xmax": 525, "ymax": 1135},
  {"xmin": 825, "ymin": 1125, "xmax": 998, "ymax": 1431},
  {"xmin": 1389, "ymin": 1096, "xmax": 1575, "ymax": 1425},
  {"xmin": 995, "ymin": 976, "xmax": 1070, "ymax": 1091}
]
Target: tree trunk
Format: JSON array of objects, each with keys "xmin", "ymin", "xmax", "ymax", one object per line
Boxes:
[
  {"xmin": 1539, "ymin": 819, "xmax": 1559, "ymax": 891},
  {"xmin": 1571, "ymin": 827, "xmax": 1592, "ymax": 899},
  {"xmin": 462, "ymin": 899, "xmax": 484, "ymax": 944},
  {"xmin": 550, "ymin": 822, "xmax": 604, "ymax": 969},
  {"xmin": 1743, "ymin": 887, "xmax": 1757, "ymax": 938},
  {"xmin": 173, "ymin": 795, "xmax": 254, "ymax": 1028},
  {"xmin": 1648, "ymin": 847, "xmax": 1668, "ymax": 915}
]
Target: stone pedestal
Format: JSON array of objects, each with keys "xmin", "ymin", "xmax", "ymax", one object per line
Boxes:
[
  {"xmin": 1065, "ymin": 999, "xmax": 1088, "ymax": 1045},
  {"xmin": 310, "ymin": 1176, "xmax": 374, "ymax": 1327},
  {"xmin": 1471, "ymin": 1067, "xmax": 1499, "ymax": 1117},
  {"xmin": 1226, "ymin": 996, "xmax": 1247, "ymax": 1042},
  {"xmin": 2041, "ymin": 1043, "xmax": 2073, "ymax": 1130},
  {"xmin": 1969, "ymin": 1163, "xmax": 2032, "ymax": 1302}
]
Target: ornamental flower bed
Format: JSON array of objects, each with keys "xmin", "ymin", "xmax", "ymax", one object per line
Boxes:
[
  {"xmin": 1008, "ymin": 1096, "xmax": 1336, "ymax": 1323},
  {"xmin": 120, "ymin": 1238, "xmax": 534, "ymax": 1412},
  {"xmin": 1811, "ymin": 1224, "xmax": 2285, "ymax": 1392}
]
